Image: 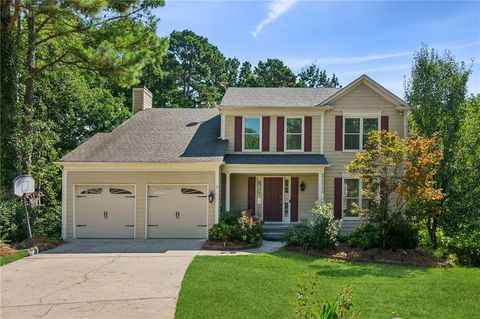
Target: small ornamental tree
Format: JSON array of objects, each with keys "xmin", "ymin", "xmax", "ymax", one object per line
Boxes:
[
  {"xmin": 401, "ymin": 134, "xmax": 445, "ymax": 247},
  {"xmin": 347, "ymin": 130, "xmax": 444, "ymax": 248},
  {"xmin": 346, "ymin": 130, "xmax": 407, "ymax": 248}
]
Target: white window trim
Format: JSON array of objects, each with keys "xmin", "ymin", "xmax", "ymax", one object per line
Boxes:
[
  {"xmin": 342, "ymin": 175, "xmax": 363, "ymax": 221},
  {"xmin": 242, "ymin": 116, "xmax": 262, "ymax": 152},
  {"xmin": 343, "ymin": 116, "xmax": 380, "ymax": 152},
  {"xmin": 284, "ymin": 116, "xmax": 304, "ymax": 152}
]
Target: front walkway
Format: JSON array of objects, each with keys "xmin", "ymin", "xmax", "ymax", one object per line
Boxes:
[{"xmin": 0, "ymin": 239, "xmax": 284, "ymax": 319}]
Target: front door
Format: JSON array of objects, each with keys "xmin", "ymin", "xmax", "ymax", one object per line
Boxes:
[{"xmin": 263, "ymin": 177, "xmax": 283, "ymax": 221}]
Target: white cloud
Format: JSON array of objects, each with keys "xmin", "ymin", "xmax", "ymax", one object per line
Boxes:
[
  {"xmin": 283, "ymin": 40, "xmax": 480, "ymax": 69},
  {"xmin": 252, "ymin": 0, "xmax": 300, "ymax": 38}
]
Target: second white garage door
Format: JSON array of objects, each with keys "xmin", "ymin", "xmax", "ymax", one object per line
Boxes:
[{"xmin": 147, "ymin": 185, "xmax": 208, "ymax": 239}]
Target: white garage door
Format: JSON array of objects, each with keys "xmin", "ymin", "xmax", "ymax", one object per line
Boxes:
[
  {"xmin": 75, "ymin": 185, "xmax": 135, "ymax": 239},
  {"xmin": 147, "ymin": 186, "xmax": 208, "ymax": 239}
]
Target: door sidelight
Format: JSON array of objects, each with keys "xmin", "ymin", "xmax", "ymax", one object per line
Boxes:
[
  {"xmin": 104, "ymin": 211, "xmax": 108, "ymax": 219},
  {"xmin": 175, "ymin": 211, "xmax": 180, "ymax": 219}
]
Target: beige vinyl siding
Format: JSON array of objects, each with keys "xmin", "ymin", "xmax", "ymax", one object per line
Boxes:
[
  {"xmin": 66, "ymin": 171, "xmax": 216, "ymax": 240},
  {"xmin": 323, "ymin": 83, "xmax": 405, "ymax": 232},
  {"xmin": 228, "ymin": 173, "xmax": 318, "ymax": 220},
  {"xmin": 223, "ymin": 112, "xmax": 321, "ymax": 154}
]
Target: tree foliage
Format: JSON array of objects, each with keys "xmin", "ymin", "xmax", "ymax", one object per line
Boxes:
[
  {"xmin": 297, "ymin": 63, "xmax": 340, "ymax": 88},
  {"xmin": 404, "ymin": 45, "xmax": 477, "ymax": 240},
  {"xmin": 347, "ymin": 130, "xmax": 444, "ymax": 247}
]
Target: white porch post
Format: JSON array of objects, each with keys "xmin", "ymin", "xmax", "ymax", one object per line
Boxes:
[
  {"xmin": 225, "ymin": 172, "xmax": 231, "ymax": 213},
  {"xmin": 215, "ymin": 167, "xmax": 220, "ymax": 223},
  {"xmin": 318, "ymin": 171, "xmax": 324, "ymax": 202}
]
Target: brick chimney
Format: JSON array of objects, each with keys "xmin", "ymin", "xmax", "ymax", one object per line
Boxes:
[{"xmin": 132, "ymin": 85, "xmax": 153, "ymax": 114}]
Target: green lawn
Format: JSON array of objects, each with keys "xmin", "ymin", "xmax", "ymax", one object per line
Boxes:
[
  {"xmin": 176, "ymin": 250, "xmax": 480, "ymax": 319},
  {"xmin": 0, "ymin": 250, "xmax": 28, "ymax": 266}
]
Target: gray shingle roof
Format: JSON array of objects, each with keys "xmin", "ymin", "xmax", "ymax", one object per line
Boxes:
[
  {"xmin": 224, "ymin": 154, "xmax": 328, "ymax": 165},
  {"xmin": 220, "ymin": 87, "xmax": 340, "ymax": 107},
  {"xmin": 60, "ymin": 108, "xmax": 227, "ymax": 163}
]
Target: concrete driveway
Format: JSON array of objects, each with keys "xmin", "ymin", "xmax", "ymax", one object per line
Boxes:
[{"xmin": 0, "ymin": 239, "xmax": 204, "ymax": 319}]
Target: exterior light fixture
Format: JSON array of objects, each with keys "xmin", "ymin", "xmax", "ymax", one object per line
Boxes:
[
  {"xmin": 300, "ymin": 181, "xmax": 306, "ymax": 192},
  {"xmin": 208, "ymin": 191, "xmax": 215, "ymax": 203}
]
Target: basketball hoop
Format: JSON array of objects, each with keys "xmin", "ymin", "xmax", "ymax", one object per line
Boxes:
[{"xmin": 25, "ymin": 192, "xmax": 42, "ymax": 208}]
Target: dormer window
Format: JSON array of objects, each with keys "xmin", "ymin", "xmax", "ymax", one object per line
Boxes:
[{"xmin": 243, "ymin": 117, "xmax": 261, "ymax": 151}]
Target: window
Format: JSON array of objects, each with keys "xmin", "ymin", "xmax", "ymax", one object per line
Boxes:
[
  {"xmin": 344, "ymin": 117, "xmax": 378, "ymax": 150},
  {"xmin": 284, "ymin": 178, "xmax": 290, "ymax": 218},
  {"xmin": 109, "ymin": 188, "xmax": 132, "ymax": 195},
  {"xmin": 243, "ymin": 117, "xmax": 261, "ymax": 151},
  {"xmin": 181, "ymin": 188, "xmax": 204, "ymax": 195},
  {"xmin": 343, "ymin": 178, "xmax": 370, "ymax": 219},
  {"xmin": 80, "ymin": 188, "xmax": 102, "ymax": 194},
  {"xmin": 286, "ymin": 117, "xmax": 303, "ymax": 151}
]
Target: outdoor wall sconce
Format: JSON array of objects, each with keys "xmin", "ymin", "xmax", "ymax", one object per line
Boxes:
[
  {"xmin": 208, "ymin": 191, "xmax": 215, "ymax": 203},
  {"xmin": 300, "ymin": 181, "xmax": 306, "ymax": 192}
]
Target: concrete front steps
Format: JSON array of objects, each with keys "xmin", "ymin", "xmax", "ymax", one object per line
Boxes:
[{"xmin": 262, "ymin": 222, "xmax": 293, "ymax": 241}]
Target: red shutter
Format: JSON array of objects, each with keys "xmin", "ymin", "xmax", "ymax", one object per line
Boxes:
[
  {"xmin": 234, "ymin": 116, "xmax": 242, "ymax": 152},
  {"xmin": 276, "ymin": 116, "xmax": 284, "ymax": 152},
  {"xmin": 247, "ymin": 177, "xmax": 256, "ymax": 213},
  {"xmin": 334, "ymin": 178, "xmax": 342, "ymax": 219},
  {"xmin": 335, "ymin": 115, "xmax": 343, "ymax": 151},
  {"xmin": 291, "ymin": 177, "xmax": 299, "ymax": 222},
  {"xmin": 262, "ymin": 116, "xmax": 270, "ymax": 152},
  {"xmin": 381, "ymin": 116, "xmax": 389, "ymax": 131},
  {"xmin": 304, "ymin": 116, "xmax": 312, "ymax": 152}
]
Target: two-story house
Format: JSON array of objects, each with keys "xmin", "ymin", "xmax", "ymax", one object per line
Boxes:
[{"xmin": 57, "ymin": 75, "xmax": 409, "ymax": 240}]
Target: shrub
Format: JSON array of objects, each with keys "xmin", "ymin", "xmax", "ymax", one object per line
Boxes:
[
  {"xmin": 348, "ymin": 224, "xmax": 381, "ymax": 250},
  {"xmin": 209, "ymin": 211, "xmax": 263, "ymax": 245},
  {"xmin": 208, "ymin": 223, "xmax": 234, "ymax": 242},
  {"xmin": 385, "ymin": 218, "xmax": 419, "ymax": 249},
  {"xmin": 220, "ymin": 212, "xmax": 240, "ymax": 225},
  {"xmin": 283, "ymin": 221, "xmax": 312, "ymax": 247},
  {"xmin": 284, "ymin": 201, "xmax": 342, "ymax": 249},
  {"xmin": 237, "ymin": 211, "xmax": 263, "ymax": 245},
  {"xmin": 446, "ymin": 228, "xmax": 480, "ymax": 266}
]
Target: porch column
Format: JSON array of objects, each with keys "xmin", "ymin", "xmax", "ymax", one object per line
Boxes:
[
  {"xmin": 225, "ymin": 172, "xmax": 231, "ymax": 213},
  {"xmin": 318, "ymin": 172, "xmax": 324, "ymax": 202},
  {"xmin": 215, "ymin": 167, "xmax": 220, "ymax": 223}
]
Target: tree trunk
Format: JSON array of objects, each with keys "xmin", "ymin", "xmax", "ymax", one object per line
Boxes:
[
  {"xmin": 0, "ymin": 0, "xmax": 20, "ymax": 193},
  {"xmin": 426, "ymin": 217, "xmax": 438, "ymax": 248},
  {"xmin": 21, "ymin": 2, "xmax": 36, "ymax": 173}
]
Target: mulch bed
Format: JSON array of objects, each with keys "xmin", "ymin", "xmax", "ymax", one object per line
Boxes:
[
  {"xmin": 15, "ymin": 236, "xmax": 64, "ymax": 252},
  {"xmin": 0, "ymin": 243, "xmax": 18, "ymax": 257},
  {"xmin": 286, "ymin": 243, "xmax": 445, "ymax": 267},
  {"xmin": 203, "ymin": 240, "xmax": 261, "ymax": 250}
]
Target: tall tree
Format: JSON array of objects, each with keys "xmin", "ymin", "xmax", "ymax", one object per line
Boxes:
[
  {"xmin": 297, "ymin": 63, "xmax": 340, "ymax": 88},
  {"xmin": 443, "ymin": 95, "xmax": 480, "ymax": 233},
  {"xmin": 237, "ymin": 61, "xmax": 256, "ymax": 87},
  {"xmin": 3, "ymin": 0, "xmax": 167, "ymax": 179},
  {"xmin": 156, "ymin": 30, "xmax": 228, "ymax": 108},
  {"xmin": 1, "ymin": 0, "xmax": 21, "ymax": 194},
  {"xmin": 225, "ymin": 57, "xmax": 240, "ymax": 87},
  {"xmin": 404, "ymin": 45, "xmax": 472, "ymax": 234},
  {"xmin": 254, "ymin": 58, "xmax": 296, "ymax": 87}
]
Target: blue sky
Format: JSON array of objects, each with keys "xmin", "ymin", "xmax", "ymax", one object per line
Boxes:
[{"xmin": 153, "ymin": 1, "xmax": 480, "ymax": 97}]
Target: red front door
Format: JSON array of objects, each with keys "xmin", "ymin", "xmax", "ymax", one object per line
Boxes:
[{"xmin": 263, "ymin": 177, "xmax": 283, "ymax": 221}]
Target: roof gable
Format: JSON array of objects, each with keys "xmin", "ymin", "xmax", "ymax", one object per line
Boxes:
[{"xmin": 317, "ymin": 74, "xmax": 409, "ymax": 109}]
